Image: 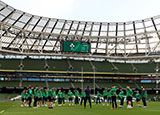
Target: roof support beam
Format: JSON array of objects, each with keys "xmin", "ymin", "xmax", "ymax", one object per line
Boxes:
[
  {"xmin": 115, "ymin": 23, "xmax": 118, "ymax": 54},
  {"xmin": 29, "ymin": 18, "xmax": 51, "ymax": 50},
  {"xmin": 142, "ymin": 20, "xmax": 151, "ymax": 55},
  {"xmin": 42, "ymin": 19, "xmax": 59, "ymax": 50},
  {"xmin": 1, "ymin": 9, "xmax": 16, "ymax": 23},
  {"xmin": 52, "ymin": 20, "xmax": 67, "ymax": 51},
  {"xmin": 95, "ymin": 23, "xmax": 102, "ymax": 53},
  {"xmin": 105, "ymin": 23, "xmax": 110, "ymax": 55},
  {"xmin": 6, "ymin": 15, "xmax": 34, "ymax": 49},
  {"xmin": 65, "ymin": 21, "xmax": 74, "ymax": 40},
  {"xmin": 133, "ymin": 21, "xmax": 139, "ymax": 53},
  {"xmin": 123, "ymin": 23, "xmax": 126, "ymax": 56},
  {"xmin": 80, "ymin": 22, "xmax": 87, "ymax": 41}
]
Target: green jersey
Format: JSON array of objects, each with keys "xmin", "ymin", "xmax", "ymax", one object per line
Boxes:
[
  {"xmin": 21, "ymin": 91, "xmax": 25, "ymax": 98},
  {"xmin": 42, "ymin": 89, "xmax": 45, "ymax": 97},
  {"xmin": 136, "ymin": 93, "xmax": 140, "ymax": 99},
  {"xmin": 52, "ymin": 89, "xmax": 57, "ymax": 97},
  {"xmin": 126, "ymin": 88, "xmax": 133, "ymax": 97},
  {"xmin": 38, "ymin": 90, "xmax": 43, "ymax": 98},
  {"xmin": 108, "ymin": 91, "xmax": 111, "ymax": 98},
  {"xmin": 110, "ymin": 88, "xmax": 117, "ymax": 97},
  {"xmin": 62, "ymin": 91, "xmax": 65, "ymax": 98},
  {"xmin": 68, "ymin": 92, "xmax": 73, "ymax": 98},
  {"xmin": 25, "ymin": 92, "xmax": 29, "ymax": 98},
  {"xmin": 57, "ymin": 92, "xmax": 63, "ymax": 98},
  {"xmin": 118, "ymin": 90, "xmax": 124, "ymax": 99},
  {"xmin": 44, "ymin": 90, "xmax": 49, "ymax": 98},
  {"xmin": 28, "ymin": 89, "xmax": 33, "ymax": 97},
  {"xmin": 74, "ymin": 90, "xmax": 79, "ymax": 97},
  {"xmin": 97, "ymin": 92, "xmax": 101, "ymax": 98},
  {"xmin": 81, "ymin": 91, "xmax": 86, "ymax": 98},
  {"xmin": 141, "ymin": 90, "xmax": 147, "ymax": 98},
  {"xmin": 48, "ymin": 89, "xmax": 52, "ymax": 97},
  {"xmin": 103, "ymin": 89, "xmax": 108, "ymax": 96},
  {"xmin": 34, "ymin": 88, "xmax": 39, "ymax": 97}
]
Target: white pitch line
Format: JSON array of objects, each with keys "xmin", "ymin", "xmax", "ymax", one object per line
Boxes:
[{"xmin": 0, "ymin": 110, "xmax": 5, "ymax": 114}]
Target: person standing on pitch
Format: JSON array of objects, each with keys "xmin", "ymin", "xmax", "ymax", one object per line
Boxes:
[
  {"xmin": 141, "ymin": 88, "xmax": 147, "ymax": 108},
  {"xmin": 107, "ymin": 90, "xmax": 112, "ymax": 105},
  {"xmin": 135, "ymin": 91, "xmax": 140, "ymax": 107},
  {"xmin": 68, "ymin": 90, "xmax": 74, "ymax": 106},
  {"xmin": 28, "ymin": 86, "xmax": 33, "ymax": 107},
  {"xmin": 110, "ymin": 85, "xmax": 117, "ymax": 109},
  {"xmin": 118, "ymin": 88, "xmax": 124, "ymax": 107},
  {"xmin": 80, "ymin": 89, "xmax": 86, "ymax": 105},
  {"xmin": 84, "ymin": 86, "xmax": 92, "ymax": 109},
  {"xmin": 62, "ymin": 90, "xmax": 66, "ymax": 106},
  {"xmin": 96, "ymin": 91, "xmax": 101, "ymax": 104},
  {"xmin": 33, "ymin": 86, "xmax": 39, "ymax": 108},
  {"xmin": 57, "ymin": 90, "xmax": 63, "ymax": 106},
  {"xmin": 51, "ymin": 88, "xmax": 57, "ymax": 107},
  {"xmin": 21, "ymin": 89, "xmax": 26, "ymax": 107},
  {"xmin": 126, "ymin": 86, "xmax": 133, "ymax": 108},
  {"xmin": 103, "ymin": 88, "xmax": 108, "ymax": 106},
  {"xmin": 74, "ymin": 89, "xmax": 80, "ymax": 105},
  {"xmin": 37, "ymin": 88, "xmax": 43, "ymax": 107}
]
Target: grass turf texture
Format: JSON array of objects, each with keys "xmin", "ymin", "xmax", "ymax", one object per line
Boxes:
[{"xmin": 0, "ymin": 102, "xmax": 160, "ymax": 115}]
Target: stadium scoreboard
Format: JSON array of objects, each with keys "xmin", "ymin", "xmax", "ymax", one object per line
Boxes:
[{"xmin": 61, "ymin": 41, "xmax": 90, "ymax": 53}]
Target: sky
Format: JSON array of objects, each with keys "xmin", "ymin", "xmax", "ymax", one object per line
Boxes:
[{"xmin": 2, "ymin": 0, "xmax": 160, "ymax": 22}]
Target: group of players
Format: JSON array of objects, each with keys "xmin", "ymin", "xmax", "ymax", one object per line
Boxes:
[{"xmin": 21, "ymin": 85, "xmax": 147, "ymax": 109}]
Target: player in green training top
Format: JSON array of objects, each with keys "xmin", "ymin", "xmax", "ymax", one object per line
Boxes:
[
  {"xmin": 103, "ymin": 88, "xmax": 108, "ymax": 106},
  {"xmin": 135, "ymin": 91, "xmax": 140, "ymax": 107},
  {"xmin": 110, "ymin": 85, "xmax": 117, "ymax": 109},
  {"xmin": 28, "ymin": 87, "xmax": 33, "ymax": 107},
  {"xmin": 96, "ymin": 91, "xmax": 102, "ymax": 104},
  {"xmin": 51, "ymin": 88, "xmax": 57, "ymax": 107},
  {"xmin": 141, "ymin": 88, "xmax": 147, "ymax": 108},
  {"xmin": 126, "ymin": 86, "xmax": 133, "ymax": 109},
  {"xmin": 44, "ymin": 88, "xmax": 49, "ymax": 107},
  {"xmin": 21, "ymin": 89, "xmax": 26, "ymax": 107},
  {"xmin": 68, "ymin": 90, "xmax": 74, "ymax": 106},
  {"xmin": 62, "ymin": 90, "xmax": 66, "ymax": 105},
  {"xmin": 48, "ymin": 88, "xmax": 53, "ymax": 108},
  {"xmin": 80, "ymin": 89, "xmax": 86, "ymax": 105},
  {"xmin": 57, "ymin": 90, "xmax": 63, "ymax": 106},
  {"xmin": 118, "ymin": 88, "xmax": 124, "ymax": 107},
  {"xmin": 33, "ymin": 86, "xmax": 39, "ymax": 108},
  {"xmin": 25, "ymin": 89, "xmax": 29, "ymax": 107},
  {"xmin": 37, "ymin": 88, "xmax": 43, "ymax": 107},
  {"xmin": 107, "ymin": 89, "xmax": 111, "ymax": 105},
  {"xmin": 74, "ymin": 90, "xmax": 79, "ymax": 105}
]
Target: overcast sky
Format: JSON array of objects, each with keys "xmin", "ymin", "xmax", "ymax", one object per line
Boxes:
[{"xmin": 2, "ymin": 0, "xmax": 160, "ymax": 22}]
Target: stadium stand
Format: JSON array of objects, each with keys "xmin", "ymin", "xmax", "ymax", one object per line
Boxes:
[{"xmin": 0, "ymin": 58, "xmax": 158, "ymax": 73}]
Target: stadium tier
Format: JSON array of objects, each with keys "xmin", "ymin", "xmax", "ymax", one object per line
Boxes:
[
  {"xmin": 0, "ymin": 81, "xmax": 158, "ymax": 88},
  {"xmin": 0, "ymin": 58, "xmax": 159, "ymax": 73}
]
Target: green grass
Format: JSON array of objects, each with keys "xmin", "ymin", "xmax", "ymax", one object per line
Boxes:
[
  {"xmin": 0, "ymin": 94, "xmax": 19, "ymax": 101},
  {"xmin": 0, "ymin": 102, "xmax": 160, "ymax": 115}
]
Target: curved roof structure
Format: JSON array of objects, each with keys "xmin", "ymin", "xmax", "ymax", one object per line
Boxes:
[{"xmin": 1, "ymin": 0, "xmax": 160, "ymax": 60}]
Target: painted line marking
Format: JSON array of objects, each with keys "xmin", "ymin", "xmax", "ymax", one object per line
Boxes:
[{"xmin": 0, "ymin": 110, "xmax": 5, "ymax": 114}]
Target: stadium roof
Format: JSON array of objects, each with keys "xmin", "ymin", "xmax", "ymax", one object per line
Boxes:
[{"xmin": 0, "ymin": 0, "xmax": 160, "ymax": 60}]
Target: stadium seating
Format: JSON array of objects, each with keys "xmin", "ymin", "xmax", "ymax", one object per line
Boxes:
[
  {"xmin": 47, "ymin": 59, "xmax": 69, "ymax": 71},
  {"xmin": 69, "ymin": 60, "xmax": 93, "ymax": 72},
  {"xmin": 92, "ymin": 61, "xmax": 113, "ymax": 72},
  {"xmin": 0, "ymin": 59, "xmax": 20, "ymax": 70},
  {"xmin": 0, "ymin": 58, "xmax": 158, "ymax": 73},
  {"xmin": 23, "ymin": 59, "xmax": 45, "ymax": 70},
  {"xmin": 0, "ymin": 80, "xmax": 158, "ymax": 88}
]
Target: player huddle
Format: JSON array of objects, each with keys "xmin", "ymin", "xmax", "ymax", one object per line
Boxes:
[{"xmin": 21, "ymin": 85, "xmax": 147, "ymax": 109}]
